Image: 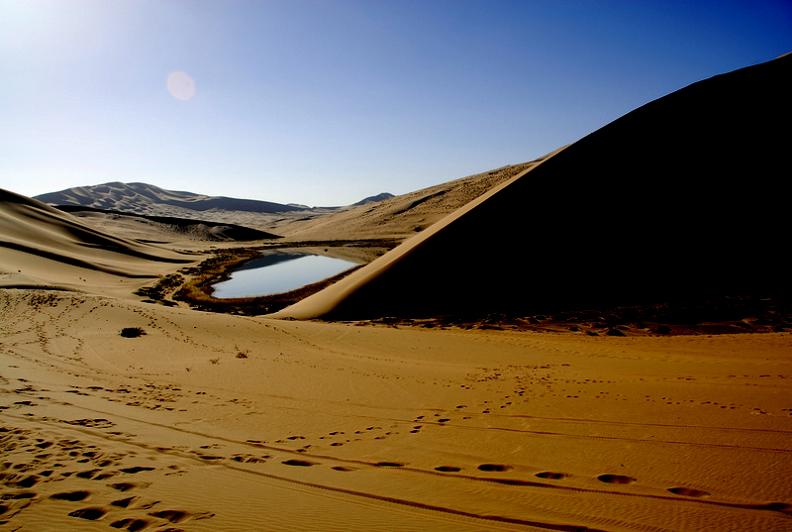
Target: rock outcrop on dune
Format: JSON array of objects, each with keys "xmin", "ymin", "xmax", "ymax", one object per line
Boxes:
[
  {"xmin": 35, "ymin": 182, "xmax": 304, "ymax": 217},
  {"xmin": 277, "ymin": 53, "xmax": 792, "ymax": 319},
  {"xmin": 0, "ymin": 189, "xmax": 192, "ymax": 284}
]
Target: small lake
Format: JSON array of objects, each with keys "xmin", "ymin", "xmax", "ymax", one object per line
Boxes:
[{"xmin": 210, "ymin": 253, "xmax": 358, "ymax": 299}]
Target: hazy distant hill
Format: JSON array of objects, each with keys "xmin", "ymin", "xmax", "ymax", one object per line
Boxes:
[
  {"xmin": 352, "ymin": 192, "xmax": 395, "ymax": 206},
  {"xmin": 35, "ymin": 182, "xmax": 304, "ymax": 217}
]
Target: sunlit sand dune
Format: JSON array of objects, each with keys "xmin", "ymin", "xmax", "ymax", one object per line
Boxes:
[{"xmin": 0, "ymin": 190, "xmax": 195, "ymax": 295}]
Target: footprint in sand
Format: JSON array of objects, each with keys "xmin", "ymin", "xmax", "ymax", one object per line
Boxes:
[
  {"xmin": 535, "ymin": 471, "xmax": 568, "ymax": 480},
  {"xmin": 149, "ymin": 509, "xmax": 215, "ymax": 523},
  {"xmin": 50, "ymin": 490, "xmax": 91, "ymax": 502},
  {"xmin": 477, "ymin": 464, "xmax": 511, "ymax": 472},
  {"xmin": 111, "ymin": 496, "xmax": 139, "ymax": 508},
  {"xmin": 109, "ymin": 517, "xmax": 151, "ymax": 531},
  {"xmin": 110, "ymin": 482, "xmax": 149, "ymax": 492},
  {"xmin": 13, "ymin": 475, "xmax": 39, "ymax": 488},
  {"xmin": 68, "ymin": 507, "xmax": 108, "ymax": 520},
  {"xmin": 76, "ymin": 468, "xmax": 102, "ymax": 479},
  {"xmin": 597, "ymin": 474, "xmax": 635, "ymax": 484},
  {"xmin": 765, "ymin": 502, "xmax": 792, "ymax": 514},
  {"xmin": 120, "ymin": 466, "xmax": 155, "ymax": 474},
  {"xmin": 374, "ymin": 461, "xmax": 404, "ymax": 468},
  {"xmin": 668, "ymin": 487, "xmax": 710, "ymax": 497},
  {"xmin": 281, "ymin": 459, "xmax": 316, "ymax": 467}
]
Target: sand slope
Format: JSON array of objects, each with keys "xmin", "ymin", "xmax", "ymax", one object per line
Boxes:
[
  {"xmin": 276, "ymin": 161, "xmax": 539, "ymax": 241},
  {"xmin": 0, "ymin": 189, "xmax": 194, "ymax": 294},
  {"xmin": 56, "ymin": 206, "xmax": 281, "ymax": 243},
  {"xmin": 277, "ymin": 53, "xmax": 792, "ymax": 319}
]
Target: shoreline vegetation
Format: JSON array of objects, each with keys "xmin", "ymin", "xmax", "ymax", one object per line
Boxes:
[{"xmin": 135, "ymin": 240, "xmax": 393, "ymax": 315}]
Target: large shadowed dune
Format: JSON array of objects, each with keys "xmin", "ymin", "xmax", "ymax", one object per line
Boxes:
[{"xmin": 276, "ymin": 53, "xmax": 792, "ymax": 319}]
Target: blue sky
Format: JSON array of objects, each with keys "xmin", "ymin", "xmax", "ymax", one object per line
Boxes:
[{"xmin": 1, "ymin": 0, "xmax": 790, "ymax": 206}]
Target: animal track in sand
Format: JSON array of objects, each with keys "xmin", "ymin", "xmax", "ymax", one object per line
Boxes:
[
  {"xmin": 668, "ymin": 487, "xmax": 710, "ymax": 497},
  {"xmin": 477, "ymin": 464, "xmax": 511, "ymax": 472},
  {"xmin": 597, "ymin": 474, "xmax": 636, "ymax": 484}
]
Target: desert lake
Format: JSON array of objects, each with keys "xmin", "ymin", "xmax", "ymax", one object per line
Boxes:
[{"xmin": 210, "ymin": 252, "xmax": 358, "ymax": 298}]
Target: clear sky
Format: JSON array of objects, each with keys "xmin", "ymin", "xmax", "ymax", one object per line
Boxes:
[{"xmin": 1, "ymin": 0, "xmax": 790, "ymax": 206}]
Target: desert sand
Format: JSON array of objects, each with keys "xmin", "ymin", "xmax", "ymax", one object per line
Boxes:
[
  {"xmin": 2, "ymin": 54, "xmax": 791, "ymax": 531},
  {"xmin": 2, "ymin": 289, "xmax": 791, "ymax": 531}
]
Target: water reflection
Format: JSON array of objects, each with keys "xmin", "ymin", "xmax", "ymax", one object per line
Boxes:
[{"xmin": 211, "ymin": 253, "xmax": 358, "ymax": 298}]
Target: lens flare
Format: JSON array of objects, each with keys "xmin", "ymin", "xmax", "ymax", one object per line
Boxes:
[{"xmin": 166, "ymin": 71, "xmax": 196, "ymax": 101}]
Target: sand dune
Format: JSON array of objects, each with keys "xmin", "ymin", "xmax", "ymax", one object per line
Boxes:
[
  {"xmin": 352, "ymin": 192, "xmax": 395, "ymax": 206},
  {"xmin": 56, "ymin": 205, "xmax": 282, "ymax": 243},
  {"xmin": 0, "ymin": 189, "xmax": 196, "ymax": 294},
  {"xmin": 35, "ymin": 181, "xmax": 304, "ymax": 216},
  {"xmin": 277, "ymin": 53, "xmax": 792, "ymax": 320},
  {"xmin": 277, "ymin": 161, "xmax": 539, "ymax": 241}
]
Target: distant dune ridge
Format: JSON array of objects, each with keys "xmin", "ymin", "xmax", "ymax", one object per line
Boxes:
[
  {"xmin": 352, "ymin": 192, "xmax": 395, "ymax": 206},
  {"xmin": 277, "ymin": 53, "xmax": 792, "ymax": 319},
  {"xmin": 35, "ymin": 181, "xmax": 304, "ymax": 216}
]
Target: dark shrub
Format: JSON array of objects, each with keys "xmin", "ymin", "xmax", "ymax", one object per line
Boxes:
[{"xmin": 120, "ymin": 327, "xmax": 145, "ymax": 338}]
